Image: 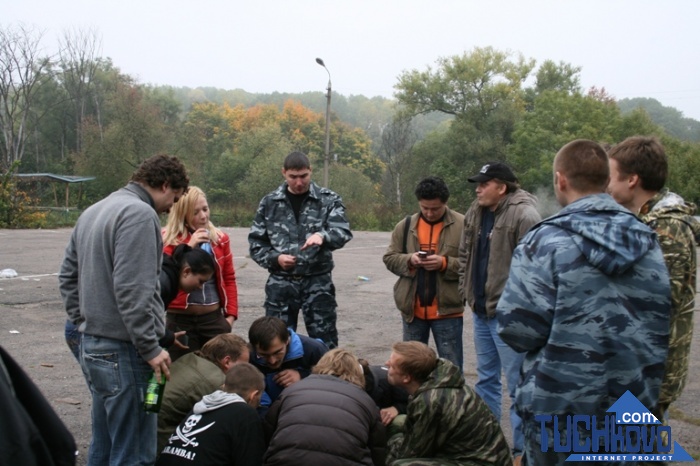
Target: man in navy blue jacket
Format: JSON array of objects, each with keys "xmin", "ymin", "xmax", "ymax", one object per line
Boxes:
[{"xmin": 248, "ymin": 316, "xmax": 328, "ymax": 412}]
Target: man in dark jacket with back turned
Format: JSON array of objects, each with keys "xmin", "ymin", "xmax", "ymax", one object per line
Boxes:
[
  {"xmin": 263, "ymin": 349, "xmax": 386, "ymax": 466},
  {"xmin": 157, "ymin": 363, "xmax": 266, "ymax": 466}
]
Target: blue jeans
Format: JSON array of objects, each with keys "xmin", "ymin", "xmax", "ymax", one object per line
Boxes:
[
  {"xmin": 402, "ymin": 316, "xmax": 463, "ymax": 371},
  {"xmin": 65, "ymin": 319, "xmax": 81, "ymax": 362},
  {"xmin": 473, "ymin": 313, "xmax": 524, "ymax": 456},
  {"xmin": 80, "ymin": 334, "xmax": 157, "ymax": 466}
]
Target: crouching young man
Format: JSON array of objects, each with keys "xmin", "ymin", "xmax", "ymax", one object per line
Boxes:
[{"xmin": 385, "ymin": 341, "xmax": 511, "ymax": 466}]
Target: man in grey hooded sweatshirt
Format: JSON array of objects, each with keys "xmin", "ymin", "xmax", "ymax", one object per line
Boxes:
[{"xmin": 157, "ymin": 363, "xmax": 266, "ymax": 466}]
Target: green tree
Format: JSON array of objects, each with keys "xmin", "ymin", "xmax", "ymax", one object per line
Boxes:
[
  {"xmin": 394, "ymin": 46, "xmax": 536, "ymax": 182},
  {"xmin": 657, "ymin": 136, "xmax": 700, "ymax": 205},
  {"xmin": 618, "ymin": 97, "xmax": 700, "ymax": 142},
  {"xmin": 75, "ymin": 76, "xmax": 171, "ymax": 201},
  {"xmin": 211, "ymin": 123, "xmax": 292, "ymax": 205},
  {"xmin": 396, "ymin": 127, "xmax": 475, "ymax": 213},
  {"xmin": 533, "ymin": 60, "xmax": 581, "ymax": 95},
  {"xmin": 395, "ymin": 47, "xmax": 535, "ymax": 121},
  {"xmin": 19, "ymin": 73, "xmax": 70, "ymax": 174},
  {"xmin": 332, "ymin": 121, "xmax": 383, "ymax": 182},
  {"xmin": 508, "ymin": 90, "xmax": 622, "ymax": 191},
  {"xmin": 329, "ymin": 164, "xmax": 383, "ymax": 230},
  {"xmin": 58, "ymin": 27, "xmax": 101, "ymax": 154}
]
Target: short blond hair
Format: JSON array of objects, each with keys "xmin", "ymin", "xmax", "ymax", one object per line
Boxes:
[
  {"xmin": 313, "ymin": 348, "xmax": 365, "ymax": 388},
  {"xmin": 199, "ymin": 334, "xmax": 249, "ymax": 365}
]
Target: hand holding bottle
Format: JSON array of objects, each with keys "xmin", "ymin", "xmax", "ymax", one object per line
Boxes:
[
  {"xmin": 144, "ymin": 372, "xmax": 166, "ymax": 413},
  {"xmin": 189, "ymin": 228, "xmax": 212, "ymax": 252}
]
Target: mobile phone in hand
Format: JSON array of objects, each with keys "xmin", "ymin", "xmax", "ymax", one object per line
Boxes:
[{"xmin": 418, "ymin": 251, "xmax": 428, "ymax": 259}]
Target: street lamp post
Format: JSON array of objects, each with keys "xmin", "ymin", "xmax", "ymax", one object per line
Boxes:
[{"xmin": 316, "ymin": 57, "xmax": 331, "ymax": 188}]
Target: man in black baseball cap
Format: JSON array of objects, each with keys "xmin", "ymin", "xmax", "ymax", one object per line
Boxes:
[
  {"xmin": 467, "ymin": 162, "xmax": 518, "ymax": 183},
  {"xmin": 459, "ymin": 160, "xmax": 540, "ymax": 465}
]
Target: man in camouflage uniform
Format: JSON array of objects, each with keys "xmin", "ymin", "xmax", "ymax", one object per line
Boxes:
[
  {"xmin": 385, "ymin": 341, "xmax": 511, "ymax": 466},
  {"xmin": 497, "ymin": 140, "xmax": 671, "ymax": 466},
  {"xmin": 248, "ymin": 151, "xmax": 352, "ymax": 349},
  {"xmin": 608, "ymin": 136, "xmax": 700, "ymax": 424}
]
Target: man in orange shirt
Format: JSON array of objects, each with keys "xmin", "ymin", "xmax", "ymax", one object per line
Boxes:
[{"xmin": 384, "ymin": 176, "xmax": 465, "ymax": 378}]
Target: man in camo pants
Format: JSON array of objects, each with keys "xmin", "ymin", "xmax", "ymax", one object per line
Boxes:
[
  {"xmin": 608, "ymin": 136, "xmax": 700, "ymax": 428},
  {"xmin": 248, "ymin": 151, "xmax": 352, "ymax": 348}
]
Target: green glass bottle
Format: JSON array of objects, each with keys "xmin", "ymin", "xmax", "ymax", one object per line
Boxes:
[{"xmin": 144, "ymin": 372, "xmax": 166, "ymax": 413}]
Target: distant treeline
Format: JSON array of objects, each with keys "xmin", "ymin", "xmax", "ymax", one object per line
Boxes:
[{"xmin": 2, "ymin": 27, "xmax": 699, "ymax": 229}]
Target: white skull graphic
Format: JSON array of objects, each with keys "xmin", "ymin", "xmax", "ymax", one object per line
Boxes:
[{"xmin": 182, "ymin": 414, "xmax": 202, "ymax": 434}]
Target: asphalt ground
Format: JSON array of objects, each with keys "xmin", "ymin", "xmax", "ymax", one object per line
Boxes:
[{"xmin": 1, "ymin": 227, "xmax": 698, "ymax": 464}]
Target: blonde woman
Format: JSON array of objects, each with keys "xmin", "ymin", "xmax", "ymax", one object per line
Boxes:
[
  {"xmin": 263, "ymin": 349, "xmax": 386, "ymax": 466},
  {"xmin": 162, "ymin": 186, "xmax": 238, "ymax": 361}
]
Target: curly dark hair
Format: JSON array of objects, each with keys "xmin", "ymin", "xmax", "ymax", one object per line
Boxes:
[
  {"xmin": 414, "ymin": 176, "xmax": 450, "ymax": 203},
  {"xmin": 131, "ymin": 154, "xmax": 189, "ymax": 191}
]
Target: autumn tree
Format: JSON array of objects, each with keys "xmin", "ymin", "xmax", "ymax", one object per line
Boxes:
[{"xmin": 278, "ymin": 100, "xmax": 324, "ymax": 155}]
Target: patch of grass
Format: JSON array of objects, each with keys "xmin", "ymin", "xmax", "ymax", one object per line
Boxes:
[
  {"xmin": 670, "ymin": 406, "xmax": 700, "ymax": 427},
  {"xmin": 43, "ymin": 208, "xmax": 82, "ymax": 227}
]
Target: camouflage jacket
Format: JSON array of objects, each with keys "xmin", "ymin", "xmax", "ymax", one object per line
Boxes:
[
  {"xmin": 497, "ymin": 194, "xmax": 671, "ymax": 421},
  {"xmin": 387, "ymin": 359, "xmax": 511, "ymax": 465},
  {"xmin": 248, "ymin": 181, "xmax": 352, "ymax": 276},
  {"xmin": 639, "ymin": 189, "xmax": 700, "ymax": 406}
]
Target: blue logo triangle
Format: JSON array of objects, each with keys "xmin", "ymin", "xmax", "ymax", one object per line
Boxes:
[
  {"xmin": 669, "ymin": 442, "xmax": 695, "ymax": 461},
  {"xmin": 606, "ymin": 390, "xmax": 660, "ymax": 424}
]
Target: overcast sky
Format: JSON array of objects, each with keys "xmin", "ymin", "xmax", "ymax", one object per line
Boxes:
[{"xmin": 5, "ymin": 0, "xmax": 700, "ymax": 120}]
